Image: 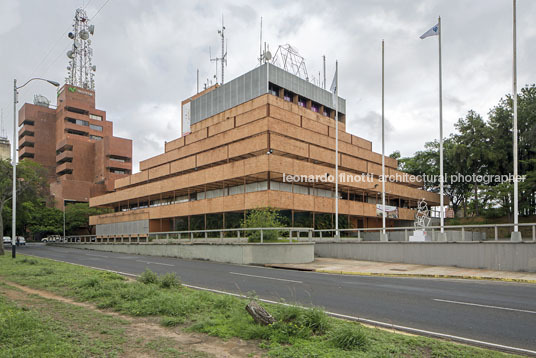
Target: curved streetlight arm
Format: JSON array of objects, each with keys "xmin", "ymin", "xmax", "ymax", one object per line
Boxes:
[{"xmin": 16, "ymin": 77, "xmax": 60, "ymax": 90}]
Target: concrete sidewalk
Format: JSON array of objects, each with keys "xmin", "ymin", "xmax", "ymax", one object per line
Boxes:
[{"xmin": 266, "ymin": 258, "xmax": 536, "ymax": 283}]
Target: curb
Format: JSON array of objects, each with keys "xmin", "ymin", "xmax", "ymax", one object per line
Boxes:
[{"xmin": 314, "ymin": 269, "xmax": 536, "ymax": 284}]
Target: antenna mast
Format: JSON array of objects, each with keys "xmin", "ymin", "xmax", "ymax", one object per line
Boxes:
[
  {"xmin": 65, "ymin": 8, "xmax": 96, "ymax": 90},
  {"xmin": 210, "ymin": 16, "xmax": 227, "ymax": 85},
  {"xmin": 323, "ymin": 55, "xmax": 326, "ymax": 89}
]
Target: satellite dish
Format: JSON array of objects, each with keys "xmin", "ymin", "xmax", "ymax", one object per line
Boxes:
[
  {"xmin": 73, "ymin": 40, "xmax": 80, "ymax": 49},
  {"xmin": 87, "ymin": 39, "xmax": 91, "ymax": 45},
  {"xmin": 68, "ymin": 32, "xmax": 75, "ymax": 39},
  {"xmin": 67, "ymin": 66, "xmax": 71, "ymax": 70},
  {"xmin": 88, "ymin": 25, "xmax": 95, "ymax": 35},
  {"xmin": 79, "ymin": 30, "xmax": 89, "ymax": 40},
  {"xmin": 66, "ymin": 50, "xmax": 74, "ymax": 59},
  {"xmin": 91, "ymin": 65, "xmax": 96, "ymax": 71},
  {"xmin": 264, "ymin": 51, "xmax": 272, "ymax": 61}
]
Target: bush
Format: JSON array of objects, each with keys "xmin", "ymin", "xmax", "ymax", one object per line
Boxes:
[
  {"xmin": 301, "ymin": 308, "xmax": 330, "ymax": 335},
  {"xmin": 276, "ymin": 305, "xmax": 302, "ymax": 322},
  {"xmin": 159, "ymin": 273, "xmax": 181, "ymax": 289},
  {"xmin": 138, "ymin": 269, "xmax": 159, "ymax": 285},
  {"xmin": 330, "ymin": 325, "xmax": 368, "ymax": 351},
  {"xmin": 242, "ymin": 207, "xmax": 284, "ymax": 242}
]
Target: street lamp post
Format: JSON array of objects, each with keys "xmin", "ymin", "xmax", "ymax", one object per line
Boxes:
[{"xmin": 12, "ymin": 78, "xmax": 59, "ymax": 258}]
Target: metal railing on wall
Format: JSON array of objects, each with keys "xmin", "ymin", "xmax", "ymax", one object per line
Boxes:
[{"xmin": 56, "ymin": 223, "xmax": 536, "ymax": 244}]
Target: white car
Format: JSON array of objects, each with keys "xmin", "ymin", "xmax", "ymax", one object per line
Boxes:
[
  {"xmin": 16, "ymin": 236, "xmax": 26, "ymax": 246},
  {"xmin": 2, "ymin": 236, "xmax": 11, "ymax": 245},
  {"xmin": 42, "ymin": 235, "xmax": 61, "ymax": 243}
]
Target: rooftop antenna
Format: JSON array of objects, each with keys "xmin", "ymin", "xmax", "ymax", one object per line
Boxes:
[
  {"xmin": 209, "ymin": 15, "xmax": 227, "ymax": 85},
  {"xmin": 209, "ymin": 46, "xmax": 220, "ymax": 84},
  {"xmin": 65, "ymin": 8, "xmax": 96, "ymax": 90},
  {"xmin": 323, "ymin": 55, "xmax": 326, "ymax": 89},
  {"xmin": 218, "ymin": 15, "xmax": 227, "ymax": 84}
]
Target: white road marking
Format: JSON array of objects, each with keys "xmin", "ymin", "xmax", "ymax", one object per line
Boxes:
[
  {"xmin": 434, "ymin": 298, "xmax": 536, "ymax": 314},
  {"xmin": 135, "ymin": 260, "xmax": 174, "ymax": 267},
  {"xmin": 85, "ymin": 253, "xmax": 108, "ymax": 258},
  {"xmin": 20, "ymin": 253, "xmax": 536, "ymax": 356},
  {"xmin": 229, "ymin": 272, "xmax": 302, "ymax": 283}
]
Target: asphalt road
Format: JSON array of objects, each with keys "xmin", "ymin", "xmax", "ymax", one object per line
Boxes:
[{"xmin": 15, "ymin": 244, "xmax": 536, "ymax": 354}]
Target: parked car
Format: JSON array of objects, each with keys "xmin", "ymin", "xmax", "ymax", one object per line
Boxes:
[
  {"xmin": 2, "ymin": 236, "xmax": 11, "ymax": 245},
  {"xmin": 16, "ymin": 236, "xmax": 26, "ymax": 246}
]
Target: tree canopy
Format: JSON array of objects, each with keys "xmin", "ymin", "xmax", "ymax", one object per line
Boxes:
[{"xmin": 399, "ymin": 84, "xmax": 536, "ymax": 218}]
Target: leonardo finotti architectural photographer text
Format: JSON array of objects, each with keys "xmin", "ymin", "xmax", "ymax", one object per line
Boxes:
[{"xmin": 282, "ymin": 173, "xmax": 526, "ymax": 184}]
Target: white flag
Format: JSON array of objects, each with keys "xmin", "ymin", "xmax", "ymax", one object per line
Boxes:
[
  {"xmin": 420, "ymin": 23, "xmax": 439, "ymax": 39},
  {"xmin": 330, "ymin": 68, "xmax": 337, "ymax": 107}
]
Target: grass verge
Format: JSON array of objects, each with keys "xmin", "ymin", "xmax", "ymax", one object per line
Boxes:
[{"xmin": 0, "ymin": 254, "xmax": 520, "ymax": 358}]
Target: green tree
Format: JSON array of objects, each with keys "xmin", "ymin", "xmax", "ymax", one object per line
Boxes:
[
  {"xmin": 487, "ymin": 85, "xmax": 536, "ymax": 217},
  {"xmin": 452, "ymin": 110, "xmax": 491, "ymax": 216},
  {"xmin": 65, "ymin": 203, "xmax": 111, "ymax": 235},
  {"xmin": 398, "ymin": 138, "xmax": 470, "ymax": 217},
  {"xmin": 24, "ymin": 201, "xmax": 63, "ymax": 237},
  {"xmin": 241, "ymin": 207, "xmax": 283, "ymax": 242},
  {"xmin": 0, "ymin": 159, "xmax": 48, "ymax": 255}
]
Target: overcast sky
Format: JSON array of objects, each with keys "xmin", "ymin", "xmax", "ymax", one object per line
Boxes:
[{"xmin": 1, "ymin": 0, "xmax": 535, "ymax": 172}]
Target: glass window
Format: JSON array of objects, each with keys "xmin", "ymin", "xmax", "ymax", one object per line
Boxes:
[
  {"xmin": 90, "ymin": 124, "xmax": 102, "ymax": 131},
  {"xmin": 89, "ymin": 114, "xmax": 102, "ymax": 121},
  {"xmin": 90, "ymin": 135, "xmax": 102, "ymax": 140}
]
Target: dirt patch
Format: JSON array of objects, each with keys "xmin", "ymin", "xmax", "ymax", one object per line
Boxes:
[{"xmin": 1, "ymin": 280, "xmax": 264, "ymax": 358}]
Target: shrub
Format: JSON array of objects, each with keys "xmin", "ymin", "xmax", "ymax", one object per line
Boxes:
[
  {"xmin": 330, "ymin": 325, "xmax": 368, "ymax": 351},
  {"xmin": 242, "ymin": 207, "xmax": 283, "ymax": 242},
  {"xmin": 138, "ymin": 269, "xmax": 158, "ymax": 285},
  {"xmin": 159, "ymin": 273, "xmax": 181, "ymax": 289}
]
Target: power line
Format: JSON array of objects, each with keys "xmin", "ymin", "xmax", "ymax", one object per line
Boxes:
[
  {"xmin": 28, "ymin": 0, "xmax": 95, "ymax": 78},
  {"xmin": 34, "ymin": 0, "xmax": 112, "ymax": 79}
]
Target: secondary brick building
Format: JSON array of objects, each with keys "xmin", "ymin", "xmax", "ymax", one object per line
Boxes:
[
  {"xmin": 18, "ymin": 84, "xmax": 132, "ymax": 209},
  {"xmin": 89, "ymin": 64, "xmax": 442, "ymax": 236}
]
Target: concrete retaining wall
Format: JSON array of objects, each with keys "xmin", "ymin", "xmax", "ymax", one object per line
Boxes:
[
  {"xmin": 59, "ymin": 242, "xmax": 314, "ymax": 265},
  {"xmin": 315, "ymin": 242, "xmax": 536, "ymax": 272},
  {"xmin": 360, "ymin": 231, "xmax": 486, "ymax": 242}
]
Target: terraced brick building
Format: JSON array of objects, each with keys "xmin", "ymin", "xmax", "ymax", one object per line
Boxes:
[{"xmin": 89, "ymin": 64, "xmax": 441, "ymax": 236}]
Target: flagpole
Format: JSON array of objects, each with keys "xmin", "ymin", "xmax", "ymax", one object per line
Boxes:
[
  {"xmin": 381, "ymin": 40, "xmax": 387, "ymax": 240},
  {"xmin": 335, "ymin": 60, "xmax": 339, "ymax": 239},
  {"xmin": 438, "ymin": 16, "xmax": 445, "ymax": 238},
  {"xmin": 511, "ymin": 0, "xmax": 521, "ymax": 241}
]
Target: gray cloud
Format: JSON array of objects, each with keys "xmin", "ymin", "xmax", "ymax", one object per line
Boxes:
[{"xmin": 1, "ymin": 0, "xmax": 534, "ymax": 172}]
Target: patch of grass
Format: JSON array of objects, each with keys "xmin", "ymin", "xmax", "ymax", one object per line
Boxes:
[
  {"xmin": 15, "ymin": 257, "xmax": 39, "ymax": 265},
  {"xmin": 0, "ymin": 293, "xmax": 125, "ymax": 358},
  {"xmin": 329, "ymin": 324, "xmax": 368, "ymax": 351},
  {"xmin": 0, "ymin": 254, "xmax": 518, "ymax": 358},
  {"xmin": 160, "ymin": 316, "xmax": 185, "ymax": 327}
]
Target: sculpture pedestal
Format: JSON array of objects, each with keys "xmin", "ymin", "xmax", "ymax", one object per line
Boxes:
[{"xmin": 409, "ymin": 230, "xmax": 427, "ymax": 242}]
